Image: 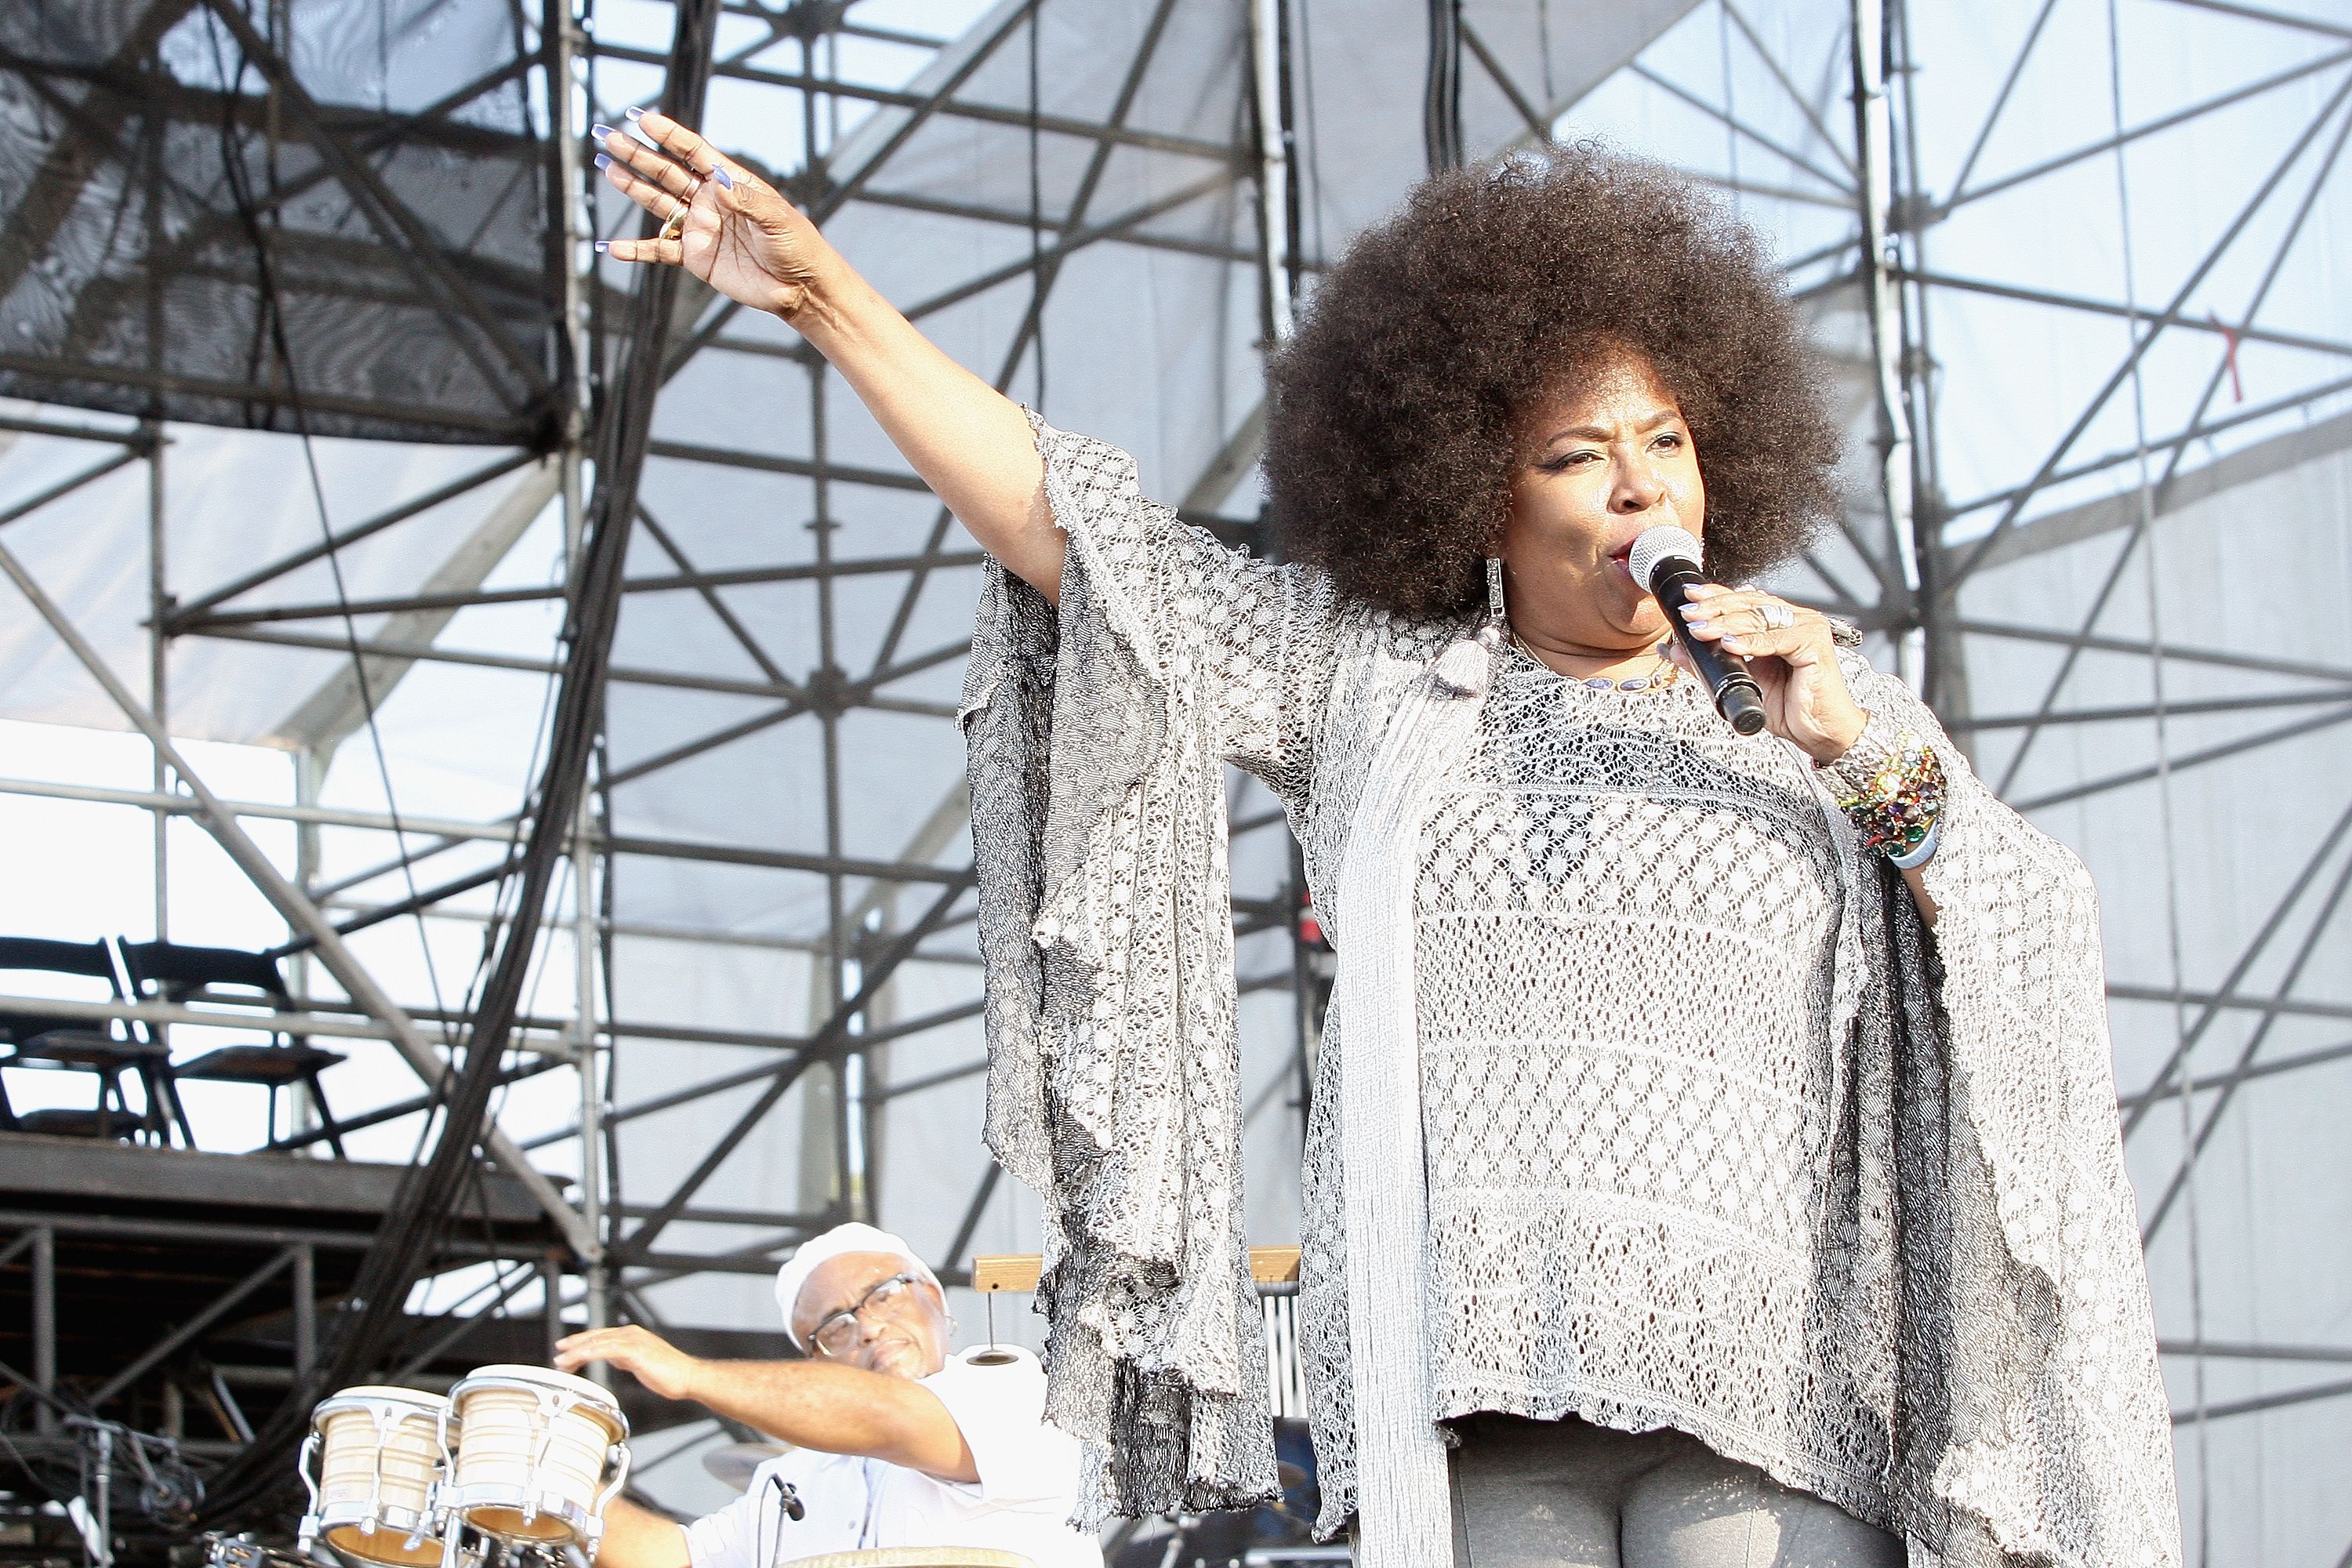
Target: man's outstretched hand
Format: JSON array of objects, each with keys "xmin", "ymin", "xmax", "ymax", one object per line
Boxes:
[{"xmin": 556, "ymin": 1324, "xmax": 702, "ymax": 1403}]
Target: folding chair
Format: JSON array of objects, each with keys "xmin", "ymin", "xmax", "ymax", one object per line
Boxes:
[
  {"xmin": 0, "ymin": 936, "xmax": 183, "ymax": 1142},
  {"xmin": 118, "ymin": 941, "xmax": 347, "ymax": 1156}
]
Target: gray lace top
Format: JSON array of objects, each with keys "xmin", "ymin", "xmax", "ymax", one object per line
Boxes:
[
  {"xmin": 961, "ymin": 419, "xmax": 2180, "ymax": 1568},
  {"xmin": 1411, "ymin": 645, "xmax": 1860, "ymax": 1454}
]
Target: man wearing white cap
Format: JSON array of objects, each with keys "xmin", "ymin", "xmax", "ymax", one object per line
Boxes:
[{"xmin": 555, "ymin": 1222, "xmax": 1100, "ymax": 1568}]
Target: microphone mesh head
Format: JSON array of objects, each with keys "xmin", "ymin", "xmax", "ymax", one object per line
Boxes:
[{"xmin": 1628, "ymin": 524, "xmax": 1704, "ymax": 593}]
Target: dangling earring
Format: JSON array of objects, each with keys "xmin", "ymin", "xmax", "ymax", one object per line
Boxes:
[{"xmin": 1478, "ymin": 556, "xmax": 1508, "ymax": 650}]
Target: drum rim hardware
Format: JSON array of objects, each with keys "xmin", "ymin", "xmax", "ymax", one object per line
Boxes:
[
  {"xmin": 440, "ymin": 1367, "xmax": 632, "ymax": 1552},
  {"xmin": 298, "ymin": 1388, "xmax": 452, "ymax": 1566},
  {"xmin": 297, "ymin": 1370, "xmax": 630, "ymax": 1568}
]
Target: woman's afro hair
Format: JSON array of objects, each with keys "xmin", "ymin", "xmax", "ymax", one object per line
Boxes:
[{"xmin": 1263, "ymin": 144, "xmax": 1842, "ymax": 620}]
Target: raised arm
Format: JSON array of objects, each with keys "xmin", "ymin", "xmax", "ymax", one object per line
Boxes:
[{"xmin": 594, "ymin": 111, "xmax": 1062, "ymax": 600}]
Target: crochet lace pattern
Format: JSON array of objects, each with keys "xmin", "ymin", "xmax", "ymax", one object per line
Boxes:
[{"xmin": 960, "ymin": 419, "xmax": 2182, "ymax": 1568}]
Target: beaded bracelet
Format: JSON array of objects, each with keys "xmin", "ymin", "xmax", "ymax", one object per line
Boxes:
[{"xmin": 1827, "ymin": 722, "xmax": 1947, "ymax": 863}]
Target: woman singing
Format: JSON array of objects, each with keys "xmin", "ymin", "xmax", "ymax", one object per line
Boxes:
[{"xmin": 593, "ymin": 118, "xmax": 2177, "ymax": 1568}]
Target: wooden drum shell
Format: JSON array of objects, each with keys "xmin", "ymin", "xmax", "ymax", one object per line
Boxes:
[
  {"xmin": 309, "ymin": 1389, "xmax": 451, "ymax": 1567},
  {"xmin": 446, "ymin": 1366, "xmax": 627, "ymax": 1545}
]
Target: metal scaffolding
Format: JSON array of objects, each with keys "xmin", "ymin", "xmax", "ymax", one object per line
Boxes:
[{"xmin": 0, "ymin": 0, "xmax": 2346, "ymax": 1556}]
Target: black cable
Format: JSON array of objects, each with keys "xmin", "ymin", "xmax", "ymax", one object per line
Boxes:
[
  {"xmin": 1424, "ymin": 0, "xmax": 1464, "ymax": 173},
  {"xmin": 203, "ymin": 0, "xmax": 726, "ymax": 1526},
  {"xmin": 195, "ymin": 5, "xmax": 456, "ymax": 1032}
]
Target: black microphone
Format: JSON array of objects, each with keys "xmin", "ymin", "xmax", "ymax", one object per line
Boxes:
[{"xmin": 1628, "ymin": 524, "xmax": 1768, "ymax": 737}]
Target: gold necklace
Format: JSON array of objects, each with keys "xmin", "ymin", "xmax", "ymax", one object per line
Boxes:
[{"xmin": 1510, "ymin": 628, "xmax": 1682, "ymax": 691}]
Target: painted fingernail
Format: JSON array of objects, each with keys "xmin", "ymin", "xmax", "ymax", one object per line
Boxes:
[
  {"xmin": 1685, "ymin": 619, "xmax": 1710, "ymax": 634},
  {"xmin": 593, "ymin": 240, "xmax": 610, "ymax": 253},
  {"xmin": 590, "ymin": 124, "xmax": 615, "ymax": 140},
  {"xmin": 1722, "ymin": 636, "xmax": 1744, "ymax": 652},
  {"xmin": 594, "ymin": 152, "xmax": 612, "ymax": 169},
  {"xmin": 713, "ymin": 167, "xmax": 733, "ymax": 189},
  {"xmin": 625, "ymin": 106, "xmax": 646, "ymax": 121}
]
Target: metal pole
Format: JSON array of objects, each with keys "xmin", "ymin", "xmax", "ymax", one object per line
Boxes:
[
  {"xmin": 147, "ymin": 422, "xmax": 169, "ymax": 941},
  {"xmin": 540, "ymin": 1254, "xmax": 564, "ymax": 1363},
  {"xmin": 1886, "ymin": 0, "xmax": 1966, "ymax": 723},
  {"xmin": 1251, "ymin": 0, "xmax": 1309, "ymax": 1146},
  {"xmin": 1249, "ymin": 0, "xmax": 1293, "ymax": 343},
  {"xmin": 32, "ymin": 1226, "xmax": 54, "ymax": 1437},
  {"xmin": 0, "ymin": 537, "xmax": 593, "ymax": 1254},
  {"xmin": 91, "ymin": 1425, "xmax": 112, "ymax": 1568},
  {"xmin": 291, "ymin": 1243, "xmax": 315, "ymax": 1375},
  {"xmin": 1849, "ymin": 0, "xmax": 1926, "ymax": 688},
  {"xmin": 290, "ymin": 749, "xmax": 325, "ymax": 1151},
  {"xmin": 549, "ymin": 0, "xmax": 608, "ymax": 1336}
]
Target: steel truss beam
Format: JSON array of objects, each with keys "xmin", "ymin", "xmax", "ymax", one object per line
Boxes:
[
  {"xmin": 589, "ymin": 43, "xmax": 1237, "ymax": 165},
  {"xmin": 0, "ymin": 446, "xmax": 150, "ymax": 529},
  {"xmin": 0, "ymin": 539, "xmax": 590, "ymax": 1253},
  {"xmin": 1632, "ymin": 60, "xmax": 1855, "ymax": 194},
  {"xmin": 1938, "ymin": 71, "xmax": 2352, "ymax": 597},
  {"xmin": 0, "ymin": 351, "xmax": 532, "ymax": 439},
  {"xmin": 0, "ymin": 774, "xmax": 983, "ymax": 883},
  {"xmin": 617, "ymin": 869, "xmax": 977, "ymax": 1258},
  {"xmin": 2176, "ymin": 1377, "xmax": 2352, "ymax": 1425},
  {"xmin": 1944, "ymin": 374, "xmax": 2352, "ymax": 534},
  {"xmin": 173, "ymin": 548, "xmax": 988, "ymax": 629},
  {"xmin": 648, "ymin": 0, "xmax": 1044, "ymax": 377},
  {"xmin": 844, "ymin": 185, "xmax": 1269, "ymax": 267},
  {"xmin": 2136, "ymin": 829, "xmax": 2352, "ymax": 1244},
  {"xmin": 188, "ymin": 623, "xmax": 964, "ymax": 710},
  {"xmin": 194, "ymin": 0, "xmax": 551, "ymax": 404},
  {"xmin": 2118, "ymin": 1034, "xmax": 2352, "ymax": 1112},
  {"xmin": 174, "ymin": 452, "xmax": 537, "ymax": 619},
  {"xmin": 1904, "ymin": 267, "xmax": 2352, "ymax": 360},
  {"xmin": 2118, "ymin": 797, "xmax": 2352, "ymax": 1145},
  {"xmin": 2010, "ymin": 702, "xmax": 2352, "ymax": 813},
  {"xmin": 1944, "ymin": 45, "xmax": 2351, "ymax": 211}
]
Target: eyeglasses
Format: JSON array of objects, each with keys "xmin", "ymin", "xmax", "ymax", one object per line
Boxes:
[{"xmin": 807, "ymin": 1270, "xmax": 925, "ymax": 1357}]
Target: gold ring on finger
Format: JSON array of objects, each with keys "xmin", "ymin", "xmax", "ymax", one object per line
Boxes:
[{"xmin": 660, "ymin": 177, "xmax": 705, "ymax": 241}]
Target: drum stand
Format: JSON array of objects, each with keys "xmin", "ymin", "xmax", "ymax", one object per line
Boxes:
[{"xmin": 426, "ymin": 1518, "xmax": 601, "ymax": 1568}]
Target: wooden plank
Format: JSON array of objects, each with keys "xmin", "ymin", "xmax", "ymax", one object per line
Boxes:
[
  {"xmin": 972, "ymin": 1245, "xmax": 1300, "ymax": 1293},
  {"xmin": 971, "ymin": 1254, "xmax": 1040, "ymax": 1293},
  {"xmin": 0, "ymin": 1134, "xmax": 553, "ymax": 1225},
  {"xmin": 1250, "ymin": 1244, "xmax": 1301, "ymax": 1284}
]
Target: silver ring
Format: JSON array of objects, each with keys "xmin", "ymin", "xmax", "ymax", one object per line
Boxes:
[{"xmin": 1760, "ymin": 601, "xmax": 1795, "ymax": 630}]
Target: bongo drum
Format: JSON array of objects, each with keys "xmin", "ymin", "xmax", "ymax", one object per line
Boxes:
[
  {"xmin": 298, "ymin": 1387, "xmax": 452, "ymax": 1567},
  {"xmin": 442, "ymin": 1365, "xmax": 630, "ymax": 1547}
]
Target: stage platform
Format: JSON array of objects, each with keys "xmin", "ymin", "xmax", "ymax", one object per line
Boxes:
[
  {"xmin": 0, "ymin": 1136, "xmax": 789, "ymax": 1450},
  {"xmin": 0, "ymin": 1135, "xmax": 568, "ymax": 1447}
]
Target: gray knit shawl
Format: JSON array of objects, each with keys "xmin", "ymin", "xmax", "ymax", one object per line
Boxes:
[{"xmin": 960, "ymin": 419, "xmax": 2181, "ymax": 1568}]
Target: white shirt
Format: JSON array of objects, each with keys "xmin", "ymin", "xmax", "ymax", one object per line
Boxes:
[{"xmin": 681, "ymin": 1346, "xmax": 1101, "ymax": 1568}]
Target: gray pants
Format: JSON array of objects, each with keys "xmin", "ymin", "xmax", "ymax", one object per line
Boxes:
[{"xmin": 1445, "ymin": 1414, "xmax": 1906, "ymax": 1568}]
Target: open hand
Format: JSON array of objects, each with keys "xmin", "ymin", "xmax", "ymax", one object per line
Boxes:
[
  {"xmin": 592, "ymin": 110, "xmax": 831, "ymax": 319},
  {"xmin": 555, "ymin": 1323, "xmax": 704, "ymax": 1403},
  {"xmin": 1670, "ymin": 583, "xmax": 1867, "ymax": 764}
]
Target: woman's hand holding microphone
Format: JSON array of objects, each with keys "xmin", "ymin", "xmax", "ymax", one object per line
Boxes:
[{"xmin": 1668, "ymin": 583, "xmax": 1868, "ymax": 767}]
